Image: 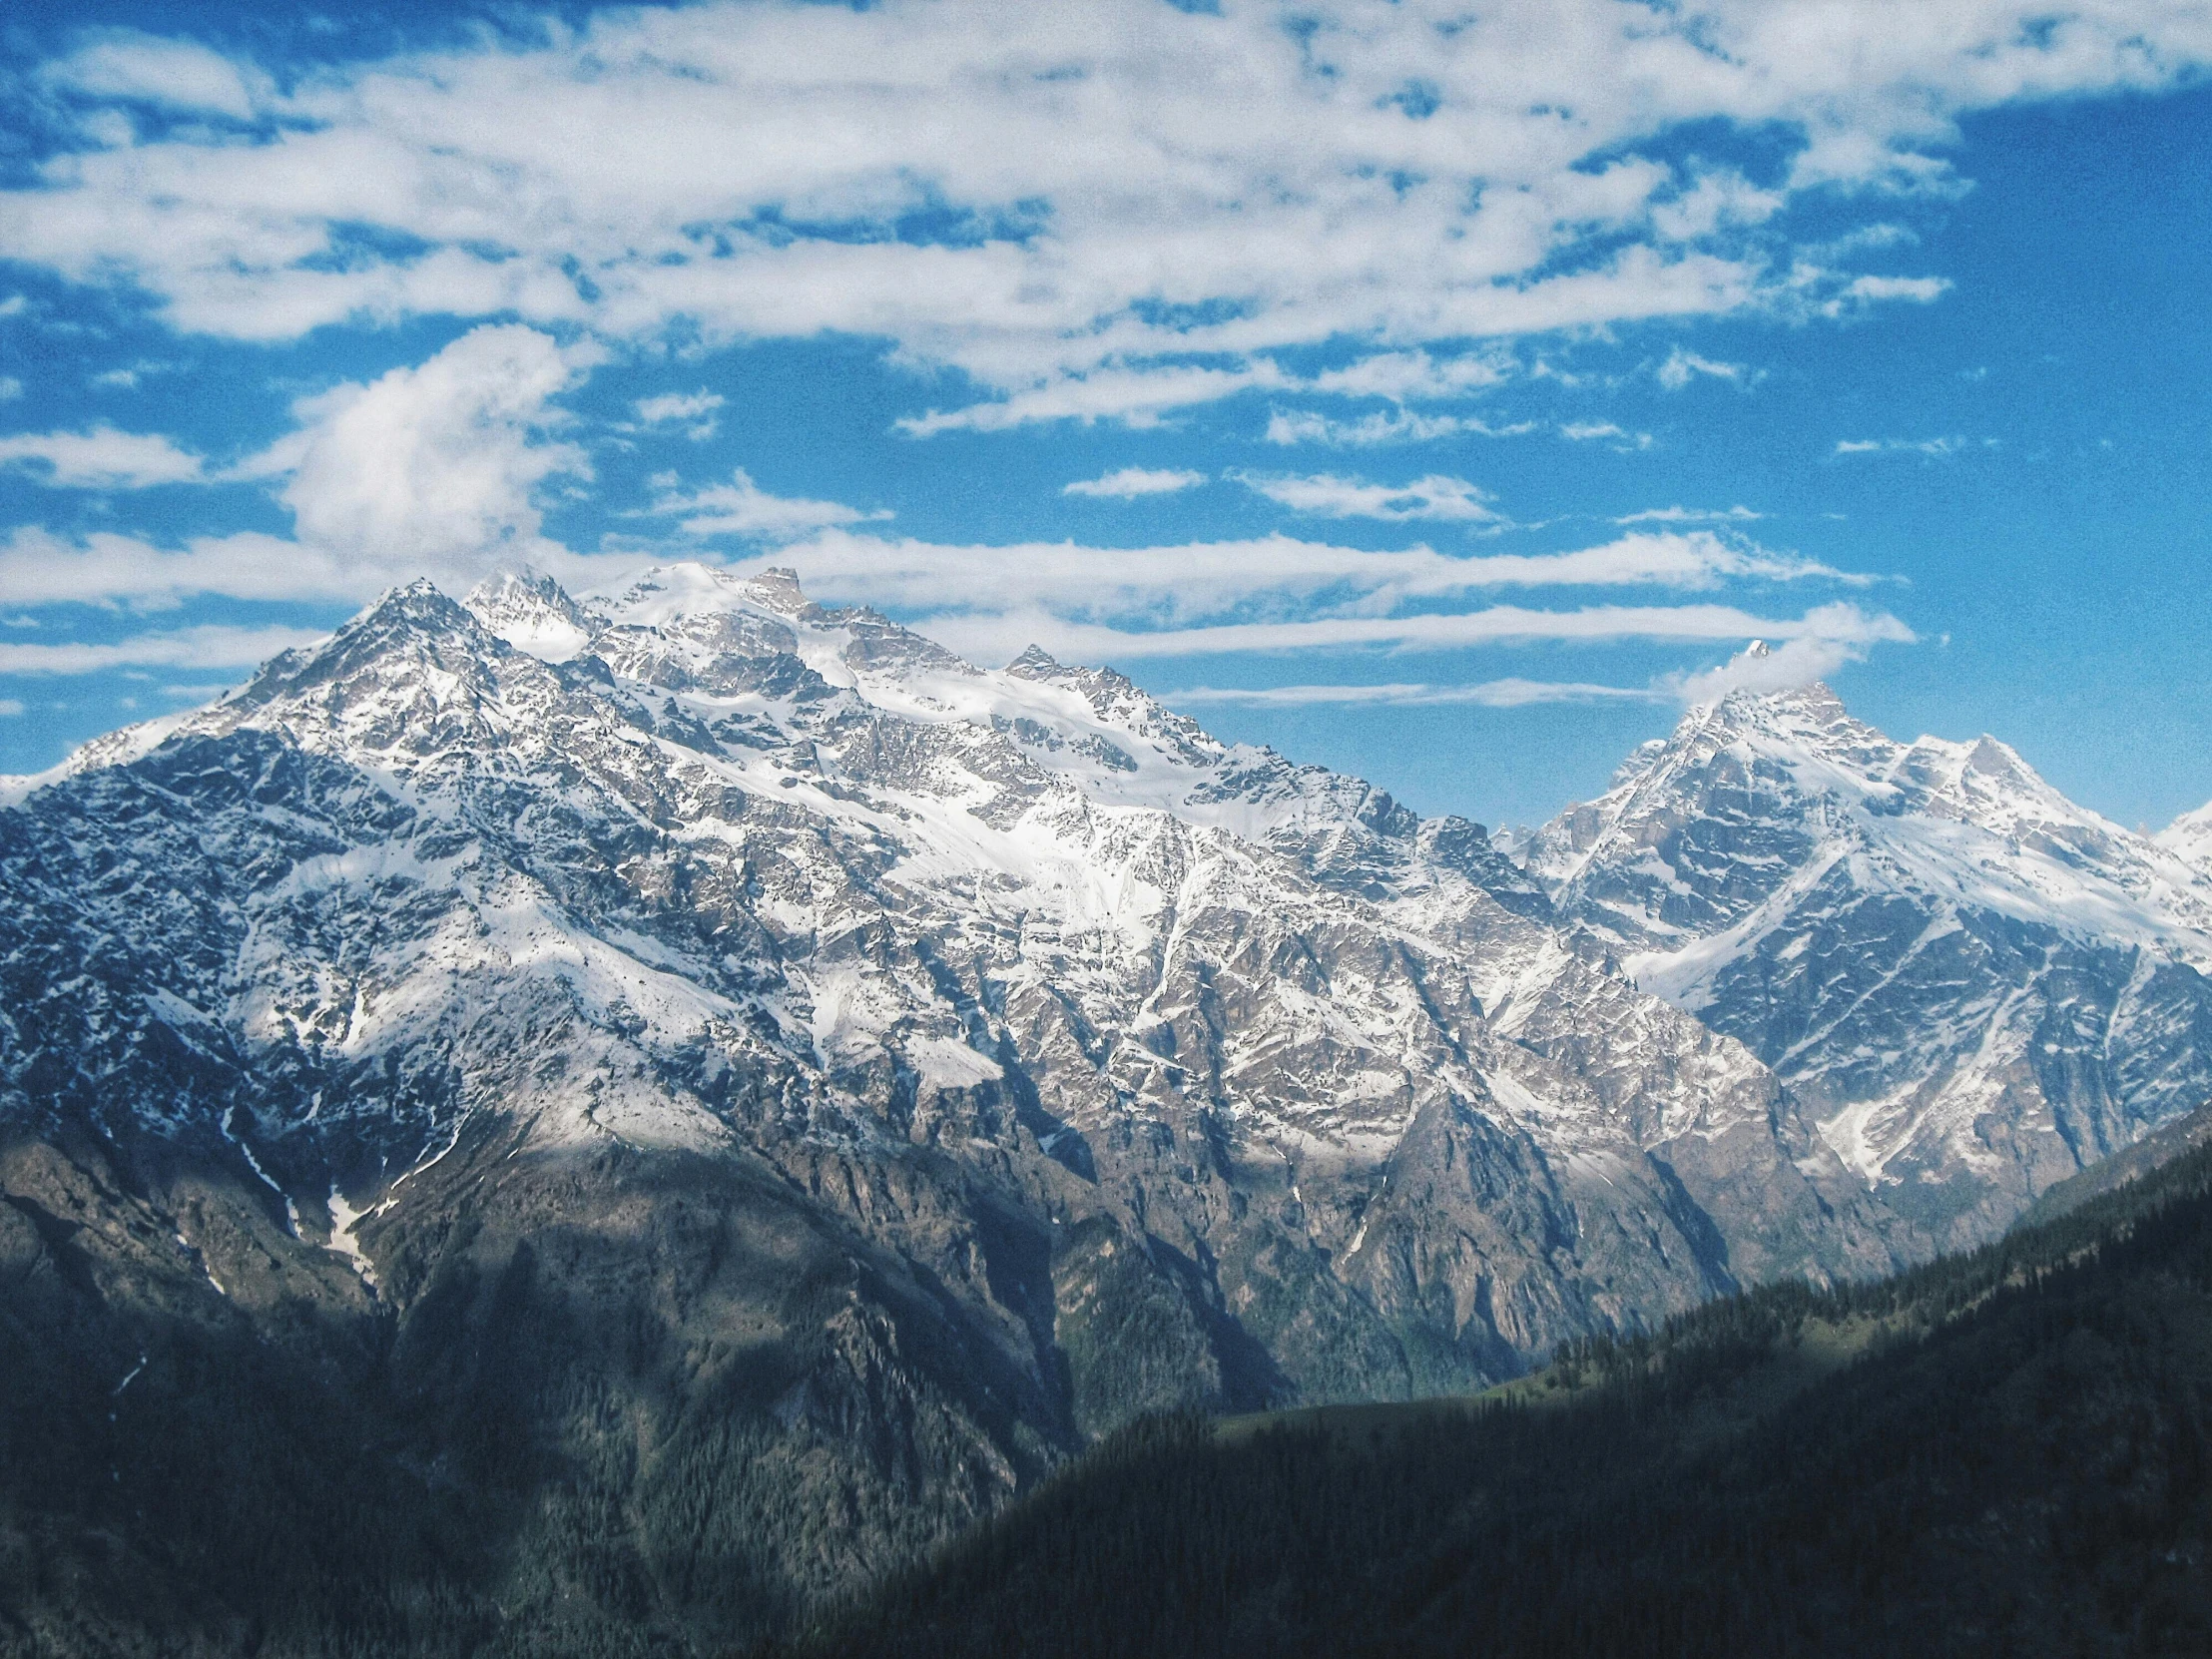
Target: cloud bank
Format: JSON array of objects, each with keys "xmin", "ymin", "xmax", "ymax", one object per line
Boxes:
[{"xmin": 9, "ymin": 1, "xmax": 2205, "ymax": 427}]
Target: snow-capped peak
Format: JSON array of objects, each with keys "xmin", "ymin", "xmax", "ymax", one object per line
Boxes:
[
  {"xmin": 1527, "ymin": 676, "xmax": 2212, "ymax": 1219},
  {"xmin": 2160, "ymin": 799, "xmax": 2212, "ymax": 876},
  {"xmin": 464, "ymin": 567, "xmax": 602, "ymax": 662},
  {"xmin": 1532, "ymin": 678, "xmax": 2212, "ymax": 956}
]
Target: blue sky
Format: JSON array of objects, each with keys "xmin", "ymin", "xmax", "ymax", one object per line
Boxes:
[{"xmin": 2, "ymin": 1, "xmax": 2209, "ymax": 832}]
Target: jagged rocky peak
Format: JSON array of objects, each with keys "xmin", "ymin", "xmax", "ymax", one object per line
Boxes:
[
  {"xmin": 1003, "ymin": 644, "xmax": 1065, "ymax": 680},
  {"xmin": 221, "ymin": 579, "xmax": 499, "ymax": 719},
  {"xmin": 1526, "ymin": 666, "xmax": 2212, "ymax": 1243},
  {"xmin": 464, "ymin": 566, "xmax": 602, "ymax": 662},
  {"xmin": 1529, "ymin": 667, "xmax": 2212, "ymax": 944}
]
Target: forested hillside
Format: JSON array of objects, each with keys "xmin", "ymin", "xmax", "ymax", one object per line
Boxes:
[{"xmin": 797, "ymin": 1123, "xmax": 2212, "ymax": 1658}]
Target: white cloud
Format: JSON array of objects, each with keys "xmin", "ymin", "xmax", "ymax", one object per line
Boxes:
[
  {"xmin": 0, "ymin": 426, "xmax": 204, "ymax": 488},
  {"xmin": 1306, "ymin": 350, "xmax": 1510, "ymax": 403},
  {"xmin": 0, "ymin": 527, "xmax": 371, "ymax": 608},
  {"xmin": 45, "ymin": 33, "xmax": 267, "ymax": 120},
  {"xmin": 634, "ymin": 388, "xmax": 725, "ymax": 438},
  {"xmin": 1834, "ymin": 435, "xmax": 1997, "ymax": 457},
  {"xmin": 1655, "ymin": 347, "xmax": 1749, "ymax": 390},
  {"xmin": 1846, "ymin": 275, "xmax": 1951, "ymax": 304},
  {"xmin": 900, "ymin": 363, "xmax": 1286, "ymax": 436},
  {"xmin": 903, "ymin": 597, "xmax": 1915, "ymax": 667},
  {"xmin": 635, "ymin": 390, "xmax": 724, "ymax": 424},
  {"xmin": 4, "ymin": 4, "xmax": 2191, "ymax": 425},
  {"xmin": 0, "ymin": 699, "xmax": 23, "ymax": 718},
  {"xmin": 1169, "ymin": 678, "xmax": 1659, "ymax": 709},
  {"xmin": 759, "ymin": 526, "xmax": 1870, "ymax": 630},
  {"xmin": 1614, "ymin": 505, "xmax": 1763, "ymax": 525},
  {"xmin": 643, "ymin": 468, "xmax": 889, "ymax": 541},
  {"xmin": 1265, "ymin": 408, "xmax": 1532, "ymax": 447},
  {"xmin": 0, "ymin": 624, "xmax": 325, "ymax": 676},
  {"xmin": 238, "ymin": 323, "xmax": 598, "ymax": 587},
  {"xmin": 1559, "ymin": 421, "xmax": 1653, "ymax": 449},
  {"xmin": 1666, "ymin": 636, "xmax": 1867, "ymax": 703},
  {"xmin": 1063, "ymin": 467, "xmax": 1208, "ymax": 499},
  {"xmin": 0, "ymin": 325, "xmax": 617, "ymax": 612},
  {"xmin": 0, "ymin": 377, "xmax": 21, "ymax": 401},
  {"xmin": 1, "ymin": 512, "xmax": 1868, "ymax": 632},
  {"xmin": 1232, "ymin": 471, "xmax": 1504, "ymax": 524}
]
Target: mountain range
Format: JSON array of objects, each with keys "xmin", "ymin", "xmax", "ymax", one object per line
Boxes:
[{"xmin": 3, "ymin": 563, "xmax": 2209, "ymax": 1650}]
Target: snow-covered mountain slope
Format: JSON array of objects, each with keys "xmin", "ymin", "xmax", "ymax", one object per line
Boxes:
[
  {"xmin": 1524, "ymin": 670, "xmax": 2212, "ymax": 1243},
  {"xmin": 2160, "ymin": 798, "xmax": 2212, "ymax": 876},
  {"xmin": 1, "ymin": 568, "xmax": 1896, "ymax": 1351}
]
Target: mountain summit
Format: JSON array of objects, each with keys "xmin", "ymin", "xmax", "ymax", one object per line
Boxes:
[{"xmin": 1525, "ymin": 677, "xmax": 2212, "ymax": 1243}]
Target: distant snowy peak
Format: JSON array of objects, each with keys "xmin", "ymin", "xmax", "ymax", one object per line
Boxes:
[
  {"xmin": 2160, "ymin": 800, "xmax": 2212, "ymax": 877},
  {"xmin": 1526, "ymin": 676, "xmax": 2212, "ymax": 1225},
  {"xmin": 1527, "ymin": 678, "xmax": 2212, "ymax": 957},
  {"xmin": 465, "ymin": 568, "xmax": 602, "ymax": 662}
]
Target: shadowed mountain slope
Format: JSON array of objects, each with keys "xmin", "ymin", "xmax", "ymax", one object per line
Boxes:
[{"xmin": 802, "ymin": 1116, "xmax": 2212, "ymax": 1659}]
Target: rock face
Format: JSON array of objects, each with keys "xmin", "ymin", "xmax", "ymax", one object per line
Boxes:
[
  {"xmin": 0, "ymin": 565, "xmax": 1913, "ymax": 1640},
  {"xmin": 1524, "ymin": 675, "xmax": 2212, "ymax": 1248}
]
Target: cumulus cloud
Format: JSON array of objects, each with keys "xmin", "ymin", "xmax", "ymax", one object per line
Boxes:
[
  {"xmin": 0, "ymin": 426, "xmax": 204, "ymax": 488},
  {"xmin": 1232, "ymin": 471, "xmax": 1505, "ymax": 523},
  {"xmin": 236, "ymin": 323, "xmax": 599, "ymax": 587},
  {"xmin": 642, "ymin": 468, "xmax": 889, "ymax": 541},
  {"xmin": 1666, "ymin": 636, "xmax": 1870, "ymax": 703},
  {"xmin": 4, "ymin": 3, "xmax": 2191, "ymax": 425},
  {"xmin": 1063, "ymin": 467, "xmax": 1208, "ymax": 499}
]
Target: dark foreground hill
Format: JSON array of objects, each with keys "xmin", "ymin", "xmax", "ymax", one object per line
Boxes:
[{"xmin": 794, "ymin": 1116, "xmax": 2212, "ymax": 1659}]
